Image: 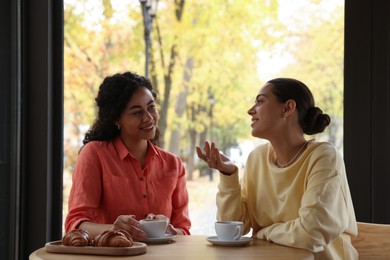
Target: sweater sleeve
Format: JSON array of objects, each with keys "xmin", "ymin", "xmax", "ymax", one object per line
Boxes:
[{"xmin": 216, "ymin": 170, "xmax": 252, "ymax": 235}]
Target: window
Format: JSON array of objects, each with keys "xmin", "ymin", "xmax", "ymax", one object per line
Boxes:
[{"xmin": 63, "ymin": 0, "xmax": 344, "ymax": 236}]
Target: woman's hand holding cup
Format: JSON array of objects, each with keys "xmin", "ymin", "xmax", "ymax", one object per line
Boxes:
[
  {"xmin": 112, "ymin": 215, "xmax": 147, "ymax": 241},
  {"xmin": 141, "ymin": 213, "xmax": 178, "ymax": 237}
]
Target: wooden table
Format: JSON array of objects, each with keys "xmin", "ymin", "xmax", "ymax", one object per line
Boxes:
[{"xmin": 30, "ymin": 235, "xmax": 314, "ymax": 260}]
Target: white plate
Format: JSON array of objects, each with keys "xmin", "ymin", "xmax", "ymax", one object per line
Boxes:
[
  {"xmin": 206, "ymin": 236, "xmax": 253, "ymax": 247},
  {"xmin": 142, "ymin": 234, "xmax": 177, "ymax": 244}
]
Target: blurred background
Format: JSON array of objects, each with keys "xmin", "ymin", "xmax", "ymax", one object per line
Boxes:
[{"xmin": 62, "ymin": 0, "xmax": 344, "ymax": 236}]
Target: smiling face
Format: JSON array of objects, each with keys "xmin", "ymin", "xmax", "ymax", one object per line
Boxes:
[
  {"xmin": 247, "ymin": 83, "xmax": 286, "ymax": 139},
  {"xmin": 116, "ymin": 87, "xmax": 158, "ymax": 142}
]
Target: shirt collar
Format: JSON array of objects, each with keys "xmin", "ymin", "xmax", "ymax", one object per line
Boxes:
[{"xmin": 113, "ymin": 136, "xmax": 159, "ymax": 160}]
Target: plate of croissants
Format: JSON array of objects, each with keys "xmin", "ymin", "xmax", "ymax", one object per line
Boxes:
[{"xmin": 45, "ymin": 229, "xmax": 147, "ymax": 256}]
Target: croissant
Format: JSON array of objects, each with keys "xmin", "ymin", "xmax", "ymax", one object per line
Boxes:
[
  {"xmin": 93, "ymin": 230, "xmax": 134, "ymax": 247},
  {"xmin": 62, "ymin": 229, "xmax": 91, "ymax": 246}
]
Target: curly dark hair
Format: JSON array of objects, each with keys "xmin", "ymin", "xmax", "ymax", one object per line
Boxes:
[
  {"xmin": 83, "ymin": 71, "xmax": 160, "ymax": 146},
  {"xmin": 267, "ymin": 78, "xmax": 331, "ymax": 135}
]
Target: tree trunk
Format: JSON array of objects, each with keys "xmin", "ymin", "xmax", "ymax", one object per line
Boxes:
[
  {"xmin": 168, "ymin": 57, "xmax": 193, "ymax": 154},
  {"xmin": 156, "ymin": 1, "xmax": 186, "ymax": 148}
]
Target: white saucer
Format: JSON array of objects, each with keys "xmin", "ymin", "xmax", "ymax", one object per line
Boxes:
[
  {"xmin": 143, "ymin": 234, "xmax": 177, "ymax": 244},
  {"xmin": 206, "ymin": 236, "xmax": 252, "ymax": 247}
]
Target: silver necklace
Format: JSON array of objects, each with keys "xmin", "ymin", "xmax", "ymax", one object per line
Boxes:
[{"xmin": 275, "ymin": 141, "xmax": 308, "ymax": 168}]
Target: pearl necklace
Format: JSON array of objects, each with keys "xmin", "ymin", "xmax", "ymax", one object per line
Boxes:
[{"xmin": 275, "ymin": 141, "xmax": 308, "ymax": 168}]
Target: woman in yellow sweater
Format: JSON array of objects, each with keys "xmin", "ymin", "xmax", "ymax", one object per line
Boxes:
[{"xmin": 196, "ymin": 78, "xmax": 358, "ymax": 259}]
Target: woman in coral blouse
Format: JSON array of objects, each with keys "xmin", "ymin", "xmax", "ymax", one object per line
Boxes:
[{"xmin": 65, "ymin": 71, "xmax": 191, "ymax": 241}]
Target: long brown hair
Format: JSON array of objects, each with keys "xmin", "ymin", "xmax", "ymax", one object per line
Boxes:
[{"xmin": 83, "ymin": 71, "xmax": 160, "ymax": 146}]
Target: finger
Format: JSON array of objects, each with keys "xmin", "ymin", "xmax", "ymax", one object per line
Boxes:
[
  {"xmin": 203, "ymin": 141, "xmax": 211, "ymax": 157},
  {"xmin": 166, "ymin": 224, "xmax": 177, "ymax": 235},
  {"xmin": 114, "ymin": 215, "xmax": 137, "ymax": 229},
  {"xmin": 210, "ymin": 147, "xmax": 226, "ymax": 170},
  {"xmin": 215, "ymin": 153, "xmax": 224, "ymax": 168},
  {"xmin": 196, "ymin": 147, "xmax": 206, "ymax": 160},
  {"xmin": 112, "ymin": 221, "xmax": 127, "ymax": 231},
  {"xmin": 155, "ymin": 214, "xmax": 169, "ymax": 222},
  {"xmin": 215, "ymin": 148, "xmax": 229, "ymax": 168},
  {"xmin": 145, "ymin": 213, "xmax": 156, "ymax": 220},
  {"xmin": 112, "ymin": 220, "xmax": 146, "ymax": 241},
  {"xmin": 208, "ymin": 144, "xmax": 219, "ymax": 163},
  {"xmin": 213, "ymin": 146, "xmax": 222, "ymax": 163},
  {"xmin": 209, "ymin": 142, "xmax": 216, "ymax": 160},
  {"xmin": 128, "ymin": 225, "xmax": 147, "ymax": 241},
  {"xmin": 125, "ymin": 215, "xmax": 141, "ymax": 227},
  {"xmin": 196, "ymin": 145, "xmax": 212, "ymax": 163}
]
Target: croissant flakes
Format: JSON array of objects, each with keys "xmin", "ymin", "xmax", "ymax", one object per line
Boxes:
[
  {"xmin": 62, "ymin": 229, "xmax": 134, "ymax": 247},
  {"xmin": 93, "ymin": 230, "xmax": 134, "ymax": 247},
  {"xmin": 62, "ymin": 229, "xmax": 91, "ymax": 247}
]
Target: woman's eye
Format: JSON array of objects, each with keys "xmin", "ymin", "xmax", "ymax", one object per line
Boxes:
[{"xmin": 133, "ymin": 111, "xmax": 143, "ymax": 116}]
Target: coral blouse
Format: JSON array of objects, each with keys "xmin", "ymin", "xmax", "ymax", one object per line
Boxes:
[{"xmin": 65, "ymin": 137, "xmax": 191, "ymax": 235}]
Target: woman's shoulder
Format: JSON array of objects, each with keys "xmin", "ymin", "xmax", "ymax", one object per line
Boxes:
[
  {"xmin": 82, "ymin": 140, "xmax": 111, "ymax": 148},
  {"xmin": 247, "ymin": 141, "xmax": 271, "ymax": 159},
  {"xmin": 306, "ymin": 140, "xmax": 344, "ymax": 167},
  {"xmin": 250, "ymin": 141, "xmax": 271, "ymax": 153},
  {"xmin": 308, "ymin": 140, "xmax": 339, "ymax": 155},
  {"xmin": 79, "ymin": 140, "xmax": 113, "ymax": 154}
]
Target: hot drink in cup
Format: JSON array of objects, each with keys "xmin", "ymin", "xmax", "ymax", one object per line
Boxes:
[
  {"xmin": 140, "ymin": 219, "xmax": 169, "ymax": 238},
  {"xmin": 215, "ymin": 221, "xmax": 243, "ymax": 241}
]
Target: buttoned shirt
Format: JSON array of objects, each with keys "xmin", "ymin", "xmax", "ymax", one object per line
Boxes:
[{"xmin": 65, "ymin": 137, "xmax": 191, "ymax": 235}]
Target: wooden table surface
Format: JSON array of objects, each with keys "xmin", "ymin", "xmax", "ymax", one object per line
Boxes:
[{"xmin": 30, "ymin": 235, "xmax": 314, "ymax": 260}]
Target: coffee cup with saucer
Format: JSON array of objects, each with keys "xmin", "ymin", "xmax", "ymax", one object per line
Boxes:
[
  {"xmin": 140, "ymin": 219, "xmax": 176, "ymax": 244},
  {"xmin": 206, "ymin": 221, "xmax": 252, "ymax": 246}
]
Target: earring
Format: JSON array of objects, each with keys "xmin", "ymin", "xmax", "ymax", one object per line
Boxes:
[{"xmin": 116, "ymin": 124, "xmax": 120, "ymax": 130}]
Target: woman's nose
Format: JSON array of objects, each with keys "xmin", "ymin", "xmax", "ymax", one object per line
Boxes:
[
  {"xmin": 247, "ymin": 106, "xmax": 255, "ymax": 115},
  {"xmin": 142, "ymin": 110, "xmax": 153, "ymax": 121}
]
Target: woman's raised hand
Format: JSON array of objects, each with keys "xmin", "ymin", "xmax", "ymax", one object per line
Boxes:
[{"xmin": 196, "ymin": 141, "xmax": 237, "ymax": 175}]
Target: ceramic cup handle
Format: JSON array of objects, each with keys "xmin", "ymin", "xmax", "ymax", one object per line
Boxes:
[{"xmin": 233, "ymin": 225, "xmax": 243, "ymax": 240}]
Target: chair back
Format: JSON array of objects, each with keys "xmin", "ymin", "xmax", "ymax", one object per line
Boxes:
[{"xmin": 352, "ymin": 222, "xmax": 390, "ymax": 259}]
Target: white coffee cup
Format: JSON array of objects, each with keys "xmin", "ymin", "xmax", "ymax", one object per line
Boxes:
[
  {"xmin": 215, "ymin": 221, "xmax": 243, "ymax": 241},
  {"xmin": 140, "ymin": 219, "xmax": 169, "ymax": 238}
]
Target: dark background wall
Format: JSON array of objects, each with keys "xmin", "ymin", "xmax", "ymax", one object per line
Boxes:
[
  {"xmin": 0, "ymin": 0, "xmax": 63, "ymax": 259},
  {"xmin": 0, "ymin": 0, "xmax": 389, "ymax": 259},
  {"xmin": 0, "ymin": 0, "xmax": 14, "ymax": 257},
  {"xmin": 344, "ymin": 0, "xmax": 390, "ymax": 222}
]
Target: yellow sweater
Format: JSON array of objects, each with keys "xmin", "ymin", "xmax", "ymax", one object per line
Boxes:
[{"xmin": 217, "ymin": 141, "xmax": 358, "ymax": 260}]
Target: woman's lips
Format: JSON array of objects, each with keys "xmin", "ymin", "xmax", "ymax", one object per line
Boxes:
[
  {"xmin": 250, "ymin": 118, "xmax": 258, "ymax": 127},
  {"xmin": 140, "ymin": 124, "xmax": 155, "ymax": 131}
]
